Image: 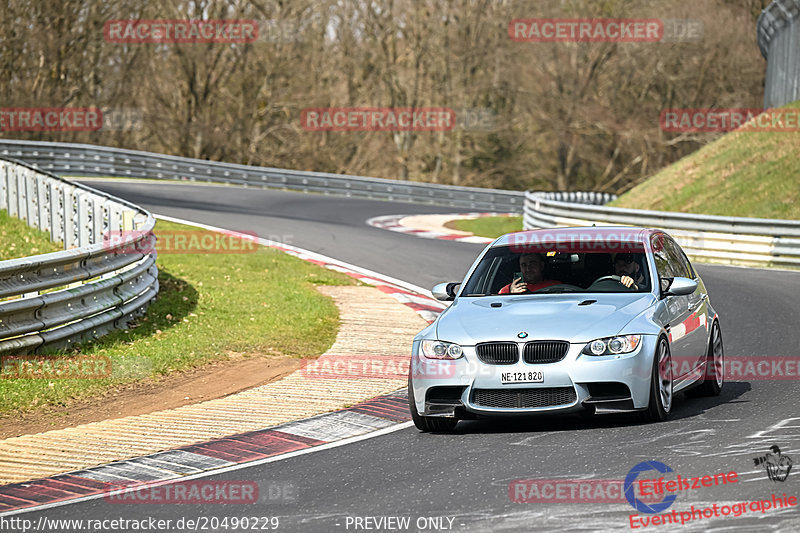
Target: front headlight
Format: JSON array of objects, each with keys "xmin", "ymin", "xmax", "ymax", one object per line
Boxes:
[
  {"xmin": 421, "ymin": 340, "xmax": 464, "ymax": 360},
  {"xmin": 582, "ymin": 335, "xmax": 641, "ymax": 356}
]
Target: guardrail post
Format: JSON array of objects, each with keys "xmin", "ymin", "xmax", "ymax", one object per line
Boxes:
[
  {"xmin": 49, "ymin": 181, "xmax": 64, "ymax": 246},
  {"xmin": 7, "ymin": 166, "xmax": 19, "ymax": 217},
  {"xmin": 134, "ymin": 213, "xmax": 148, "ymax": 230},
  {"xmin": 76, "ymin": 191, "xmax": 91, "ymax": 247},
  {"xmin": 122, "ymin": 210, "xmax": 135, "ymax": 231},
  {"xmin": 92, "ymin": 197, "xmax": 105, "ymax": 245},
  {"xmin": 37, "ymin": 176, "xmax": 49, "ymax": 233},
  {"xmin": 109, "ymin": 203, "xmax": 122, "ymax": 234},
  {"xmin": 17, "ymin": 167, "xmax": 28, "ymax": 220},
  {"xmin": 25, "ymin": 170, "xmax": 38, "ymax": 228},
  {"xmin": 0, "ymin": 162, "xmax": 7, "ymax": 212},
  {"xmin": 63, "ymin": 185, "xmax": 77, "ymax": 248}
]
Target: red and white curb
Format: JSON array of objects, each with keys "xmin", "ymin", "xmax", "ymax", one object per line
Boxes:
[
  {"xmin": 0, "ymin": 215, "xmax": 448, "ymax": 515},
  {"xmin": 366, "ymin": 213, "xmax": 511, "ymax": 244},
  {"xmin": 0, "ymin": 392, "xmax": 411, "ymax": 515}
]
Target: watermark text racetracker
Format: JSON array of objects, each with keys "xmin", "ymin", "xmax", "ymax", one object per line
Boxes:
[
  {"xmin": 1, "ymin": 355, "xmax": 155, "ymax": 381},
  {"xmin": 0, "ymin": 107, "xmax": 142, "ymax": 132},
  {"xmin": 301, "ymin": 354, "xmax": 509, "ymax": 380},
  {"xmin": 103, "ymin": 479, "xmax": 295, "ymax": 505},
  {"xmin": 104, "ymin": 19, "xmax": 258, "ymax": 43},
  {"xmin": 671, "ymin": 356, "xmax": 800, "ymax": 381},
  {"xmin": 302, "ymin": 355, "xmax": 457, "ymax": 380},
  {"xmin": 104, "ymin": 229, "xmax": 264, "ymax": 254},
  {"xmin": 301, "ymin": 108, "xmax": 455, "ymax": 132},
  {"xmin": 507, "ymin": 229, "xmax": 653, "ymax": 254},
  {"xmin": 509, "ymin": 18, "xmax": 703, "ymax": 43},
  {"xmin": 0, "ymin": 108, "xmax": 102, "ymax": 132},
  {"xmin": 661, "ymin": 108, "xmax": 800, "ymax": 132},
  {"xmin": 1, "ymin": 355, "xmax": 111, "ymax": 380},
  {"xmin": 105, "ymin": 480, "xmax": 258, "ymax": 505},
  {"xmin": 510, "ymin": 479, "xmax": 663, "ymax": 504}
]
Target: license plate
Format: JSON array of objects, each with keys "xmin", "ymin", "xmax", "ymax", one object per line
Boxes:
[{"xmin": 501, "ymin": 371, "xmax": 544, "ymax": 384}]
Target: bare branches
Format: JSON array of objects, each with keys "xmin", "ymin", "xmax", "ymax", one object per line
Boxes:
[{"xmin": 0, "ymin": 0, "xmax": 765, "ymax": 193}]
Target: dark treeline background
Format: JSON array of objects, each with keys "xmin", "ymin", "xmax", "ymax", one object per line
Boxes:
[{"xmin": 0, "ymin": 0, "xmax": 770, "ymax": 193}]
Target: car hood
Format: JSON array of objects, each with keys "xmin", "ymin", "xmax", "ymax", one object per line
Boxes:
[{"xmin": 435, "ymin": 293, "xmax": 655, "ymax": 345}]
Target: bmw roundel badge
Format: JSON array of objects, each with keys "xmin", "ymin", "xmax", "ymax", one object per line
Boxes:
[{"xmin": 517, "ymin": 331, "xmax": 528, "ymax": 339}]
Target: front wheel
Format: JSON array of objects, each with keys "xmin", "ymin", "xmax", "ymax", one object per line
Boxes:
[
  {"xmin": 641, "ymin": 337, "xmax": 673, "ymax": 422},
  {"xmin": 694, "ymin": 321, "xmax": 724, "ymax": 396},
  {"xmin": 408, "ymin": 380, "xmax": 458, "ymax": 432}
]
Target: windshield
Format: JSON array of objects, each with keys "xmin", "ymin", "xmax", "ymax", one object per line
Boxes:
[{"xmin": 460, "ymin": 246, "xmax": 651, "ymax": 296}]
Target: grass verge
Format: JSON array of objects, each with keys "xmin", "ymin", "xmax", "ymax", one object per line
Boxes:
[
  {"xmin": 446, "ymin": 215, "xmax": 523, "ymax": 239},
  {"xmin": 0, "ymin": 218, "xmax": 355, "ymax": 414},
  {"xmin": 611, "ymin": 100, "xmax": 800, "ymax": 219},
  {"xmin": 0, "ymin": 210, "xmax": 63, "ymax": 261}
]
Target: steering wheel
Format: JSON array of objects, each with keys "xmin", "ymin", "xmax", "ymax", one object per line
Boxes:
[
  {"xmin": 591, "ymin": 274, "xmax": 636, "ymax": 291},
  {"xmin": 592, "ymin": 275, "xmax": 623, "ymax": 284}
]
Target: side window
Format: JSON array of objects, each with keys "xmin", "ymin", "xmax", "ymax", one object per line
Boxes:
[
  {"xmin": 664, "ymin": 238, "xmax": 693, "ymax": 279},
  {"xmin": 651, "ymin": 234, "xmax": 675, "ymax": 279},
  {"xmin": 675, "ymin": 242, "xmax": 696, "ymax": 278},
  {"xmin": 651, "ymin": 234, "xmax": 676, "ymax": 294}
]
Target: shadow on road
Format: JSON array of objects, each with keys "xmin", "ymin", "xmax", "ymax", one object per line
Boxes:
[{"xmin": 442, "ymin": 381, "xmax": 751, "ymax": 435}]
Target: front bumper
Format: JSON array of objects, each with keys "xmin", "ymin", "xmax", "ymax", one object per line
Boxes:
[{"xmin": 409, "ymin": 335, "xmax": 658, "ymax": 417}]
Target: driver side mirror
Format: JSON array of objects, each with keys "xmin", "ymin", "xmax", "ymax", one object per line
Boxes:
[
  {"xmin": 432, "ymin": 282, "xmax": 460, "ymax": 301},
  {"xmin": 663, "ymin": 277, "xmax": 697, "ymax": 297}
]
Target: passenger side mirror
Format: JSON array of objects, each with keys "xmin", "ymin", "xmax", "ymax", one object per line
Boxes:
[
  {"xmin": 664, "ymin": 277, "xmax": 697, "ymax": 297},
  {"xmin": 432, "ymin": 282, "xmax": 460, "ymax": 301}
]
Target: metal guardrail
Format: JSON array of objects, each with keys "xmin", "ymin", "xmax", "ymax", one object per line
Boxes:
[
  {"xmin": 2, "ymin": 137, "xmax": 798, "ymax": 364},
  {"xmin": 0, "ymin": 140, "xmax": 525, "ymax": 213},
  {"xmin": 0, "ymin": 157, "xmax": 158, "ymax": 355},
  {"xmin": 758, "ymin": 0, "xmax": 800, "ymax": 108},
  {"xmin": 523, "ymin": 191, "xmax": 800, "ymax": 269}
]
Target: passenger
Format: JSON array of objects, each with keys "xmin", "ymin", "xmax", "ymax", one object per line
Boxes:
[
  {"xmin": 615, "ymin": 252, "xmax": 645, "ymax": 290},
  {"xmin": 499, "ymin": 253, "xmax": 561, "ymax": 294}
]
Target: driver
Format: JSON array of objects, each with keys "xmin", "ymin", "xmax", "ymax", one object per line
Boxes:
[
  {"xmin": 499, "ymin": 253, "xmax": 561, "ymax": 294},
  {"xmin": 615, "ymin": 253, "xmax": 644, "ymax": 290}
]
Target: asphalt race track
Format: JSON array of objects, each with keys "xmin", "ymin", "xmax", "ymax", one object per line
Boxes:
[{"xmin": 21, "ymin": 180, "xmax": 800, "ymax": 532}]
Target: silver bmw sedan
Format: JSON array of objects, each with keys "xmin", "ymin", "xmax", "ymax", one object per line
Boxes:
[{"xmin": 409, "ymin": 227, "xmax": 724, "ymax": 432}]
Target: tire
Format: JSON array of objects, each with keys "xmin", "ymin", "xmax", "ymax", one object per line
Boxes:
[
  {"xmin": 408, "ymin": 380, "xmax": 458, "ymax": 432},
  {"xmin": 641, "ymin": 337, "xmax": 673, "ymax": 422},
  {"xmin": 693, "ymin": 321, "xmax": 724, "ymax": 396}
]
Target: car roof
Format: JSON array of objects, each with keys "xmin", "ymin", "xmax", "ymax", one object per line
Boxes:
[{"xmin": 492, "ymin": 226, "xmax": 658, "ymax": 248}]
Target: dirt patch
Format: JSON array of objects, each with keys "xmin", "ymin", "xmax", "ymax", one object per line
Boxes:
[
  {"xmin": 442, "ymin": 220, "xmax": 466, "ymax": 232},
  {"xmin": 0, "ymin": 355, "xmax": 301, "ymax": 440}
]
